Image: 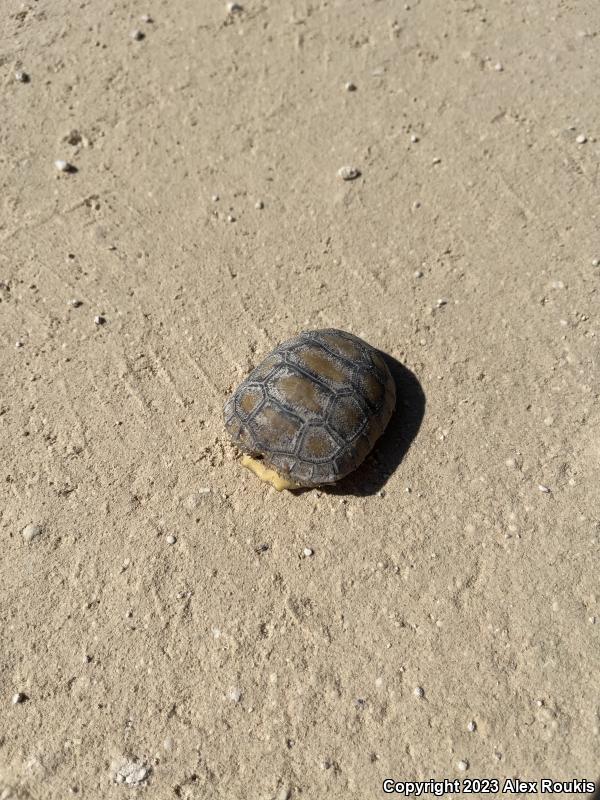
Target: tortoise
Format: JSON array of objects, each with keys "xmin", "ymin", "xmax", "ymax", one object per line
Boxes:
[{"xmin": 223, "ymin": 329, "xmax": 396, "ymax": 490}]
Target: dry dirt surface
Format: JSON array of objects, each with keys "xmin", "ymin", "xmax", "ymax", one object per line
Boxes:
[{"xmin": 1, "ymin": 1, "xmax": 599, "ymax": 798}]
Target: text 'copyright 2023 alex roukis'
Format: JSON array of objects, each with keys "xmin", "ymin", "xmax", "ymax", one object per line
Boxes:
[{"xmin": 382, "ymin": 778, "xmax": 596, "ymax": 795}]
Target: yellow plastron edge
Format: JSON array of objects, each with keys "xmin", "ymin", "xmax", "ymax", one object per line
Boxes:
[{"xmin": 240, "ymin": 454, "xmax": 301, "ymax": 492}]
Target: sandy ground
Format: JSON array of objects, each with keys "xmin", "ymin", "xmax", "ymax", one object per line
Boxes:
[{"xmin": 1, "ymin": 0, "xmax": 600, "ymax": 797}]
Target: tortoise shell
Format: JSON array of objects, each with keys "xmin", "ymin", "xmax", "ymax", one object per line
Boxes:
[{"xmin": 223, "ymin": 329, "xmax": 396, "ymax": 487}]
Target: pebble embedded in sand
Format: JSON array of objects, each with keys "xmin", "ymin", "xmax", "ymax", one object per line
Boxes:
[
  {"xmin": 538, "ymin": 484, "xmax": 551, "ymax": 493},
  {"xmin": 255, "ymin": 200, "xmax": 264, "ymax": 209},
  {"xmin": 576, "ymin": 134, "xmax": 587, "ymax": 144},
  {"xmin": 410, "ymin": 134, "xmax": 419, "ymax": 142},
  {"xmin": 592, "ymin": 258, "xmax": 599, "ymax": 267},
  {"xmin": 467, "ymin": 720, "xmax": 476, "ymax": 732},
  {"xmin": 140, "ymin": 14, "xmax": 153, "ymax": 23},
  {"xmin": 345, "ymin": 81, "xmax": 357, "ymax": 92},
  {"xmin": 413, "ymin": 686, "xmax": 424, "ymax": 698},
  {"xmin": 111, "ymin": 759, "xmax": 150, "ymax": 786},
  {"xmin": 12, "ymin": 692, "xmax": 27, "ymax": 704},
  {"xmin": 457, "ymin": 759, "xmax": 469, "ymax": 771},
  {"xmin": 338, "ymin": 165, "xmax": 361, "ymax": 181},
  {"xmin": 22, "ymin": 524, "xmax": 43, "ymax": 543},
  {"xmin": 68, "ymin": 299, "xmax": 82, "ymax": 308},
  {"xmin": 228, "ymin": 687, "xmax": 242, "ymax": 702},
  {"xmin": 227, "ymin": 2, "xmax": 243, "ymax": 12},
  {"xmin": 15, "ymin": 70, "xmax": 29, "ymax": 83},
  {"xmin": 54, "ymin": 159, "xmax": 73, "ymax": 172},
  {"xmin": 15, "ymin": 340, "xmax": 24, "ymax": 348},
  {"xmin": 130, "ymin": 29, "xmax": 145, "ymax": 41},
  {"xmin": 494, "ymin": 62, "xmax": 504, "ymax": 71},
  {"xmin": 94, "ymin": 315, "xmax": 106, "ymax": 325},
  {"xmin": 166, "ymin": 534, "xmax": 176, "ymax": 545},
  {"xmin": 414, "ymin": 270, "xmax": 423, "ymax": 278},
  {"xmin": 227, "ymin": 214, "xmax": 236, "ymax": 222},
  {"xmin": 303, "ymin": 547, "xmax": 314, "ymax": 557}
]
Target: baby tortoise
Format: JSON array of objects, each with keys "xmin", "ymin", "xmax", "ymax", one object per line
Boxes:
[{"xmin": 224, "ymin": 329, "xmax": 396, "ymax": 490}]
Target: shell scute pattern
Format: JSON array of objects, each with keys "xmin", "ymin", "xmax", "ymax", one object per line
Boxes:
[{"xmin": 224, "ymin": 329, "xmax": 396, "ymax": 486}]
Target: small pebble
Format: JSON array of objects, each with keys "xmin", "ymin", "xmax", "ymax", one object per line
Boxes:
[
  {"xmin": 166, "ymin": 534, "xmax": 176, "ymax": 545},
  {"xmin": 538, "ymin": 484, "xmax": 551, "ymax": 493},
  {"xmin": 228, "ymin": 687, "xmax": 242, "ymax": 702},
  {"xmin": 227, "ymin": 2, "xmax": 243, "ymax": 12},
  {"xmin": 212, "ymin": 194, "xmax": 220, "ymax": 202},
  {"xmin": 54, "ymin": 159, "xmax": 73, "ymax": 173},
  {"xmin": 15, "ymin": 340, "xmax": 24, "ymax": 348},
  {"xmin": 139, "ymin": 14, "xmax": 153, "ymax": 23},
  {"xmin": 255, "ymin": 200, "xmax": 264, "ymax": 209},
  {"xmin": 338, "ymin": 165, "xmax": 361, "ymax": 181},
  {"xmin": 414, "ymin": 270, "xmax": 423, "ymax": 278},
  {"xmin": 130, "ymin": 29, "xmax": 145, "ymax": 41},
  {"xmin": 432, "ymin": 156, "xmax": 441, "ymax": 164},
  {"xmin": 15, "ymin": 70, "xmax": 29, "ymax": 83},
  {"xmin": 12, "ymin": 692, "xmax": 26, "ymax": 705},
  {"xmin": 22, "ymin": 524, "xmax": 43, "ymax": 542},
  {"xmin": 576, "ymin": 134, "xmax": 587, "ymax": 144},
  {"xmin": 111, "ymin": 760, "xmax": 149, "ymax": 786},
  {"xmin": 436, "ymin": 298, "xmax": 448, "ymax": 307},
  {"xmin": 303, "ymin": 547, "xmax": 314, "ymax": 557},
  {"xmin": 410, "ymin": 134, "xmax": 419, "ymax": 143},
  {"xmin": 94, "ymin": 315, "xmax": 106, "ymax": 325},
  {"xmin": 68, "ymin": 299, "xmax": 82, "ymax": 308},
  {"xmin": 227, "ymin": 214, "xmax": 236, "ymax": 223},
  {"xmin": 494, "ymin": 62, "xmax": 504, "ymax": 71},
  {"xmin": 345, "ymin": 81, "xmax": 357, "ymax": 92},
  {"xmin": 413, "ymin": 686, "xmax": 424, "ymax": 698},
  {"xmin": 457, "ymin": 759, "xmax": 469, "ymax": 771},
  {"xmin": 467, "ymin": 720, "xmax": 477, "ymax": 732},
  {"xmin": 592, "ymin": 258, "xmax": 599, "ymax": 267}
]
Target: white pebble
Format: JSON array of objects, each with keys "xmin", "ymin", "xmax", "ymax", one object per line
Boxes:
[
  {"xmin": 227, "ymin": 2, "xmax": 243, "ymax": 12},
  {"xmin": 457, "ymin": 759, "xmax": 469, "ymax": 771},
  {"xmin": 93, "ymin": 315, "xmax": 106, "ymax": 325},
  {"xmin": 166, "ymin": 534, "xmax": 176, "ymax": 545},
  {"xmin": 22, "ymin": 524, "xmax": 43, "ymax": 543},
  {"xmin": 68, "ymin": 298, "xmax": 82, "ymax": 308},
  {"xmin": 436, "ymin": 298, "xmax": 448, "ymax": 307},
  {"xmin": 130, "ymin": 29, "xmax": 145, "ymax": 41},
  {"xmin": 576, "ymin": 134, "xmax": 587, "ymax": 144},
  {"xmin": 227, "ymin": 214, "xmax": 236, "ymax": 222},
  {"xmin": 12, "ymin": 692, "xmax": 26, "ymax": 704},
  {"xmin": 255, "ymin": 200, "xmax": 264, "ymax": 209},
  {"xmin": 15, "ymin": 70, "xmax": 29, "ymax": 83},
  {"xmin": 414, "ymin": 270, "xmax": 423, "ymax": 278},
  {"xmin": 467, "ymin": 720, "xmax": 476, "ymax": 732},
  {"xmin": 494, "ymin": 62, "xmax": 503, "ymax": 71},
  {"xmin": 432, "ymin": 156, "xmax": 441, "ymax": 164},
  {"xmin": 592, "ymin": 258, "xmax": 599, "ymax": 267},
  {"xmin": 410, "ymin": 134, "xmax": 419, "ymax": 143},
  {"xmin": 538, "ymin": 484, "xmax": 551, "ymax": 493},
  {"xmin": 111, "ymin": 759, "xmax": 149, "ymax": 786},
  {"xmin": 140, "ymin": 14, "xmax": 153, "ymax": 23},
  {"xmin": 413, "ymin": 686, "xmax": 424, "ymax": 698},
  {"xmin": 338, "ymin": 165, "xmax": 360, "ymax": 181},
  {"xmin": 54, "ymin": 159, "xmax": 71, "ymax": 172},
  {"xmin": 228, "ymin": 687, "xmax": 242, "ymax": 702},
  {"xmin": 212, "ymin": 194, "xmax": 220, "ymax": 202},
  {"xmin": 15, "ymin": 340, "xmax": 24, "ymax": 348},
  {"xmin": 345, "ymin": 81, "xmax": 357, "ymax": 92},
  {"xmin": 303, "ymin": 547, "xmax": 314, "ymax": 557}
]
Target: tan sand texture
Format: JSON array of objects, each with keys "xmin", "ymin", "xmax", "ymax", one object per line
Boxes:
[{"xmin": 1, "ymin": 1, "xmax": 599, "ymax": 798}]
